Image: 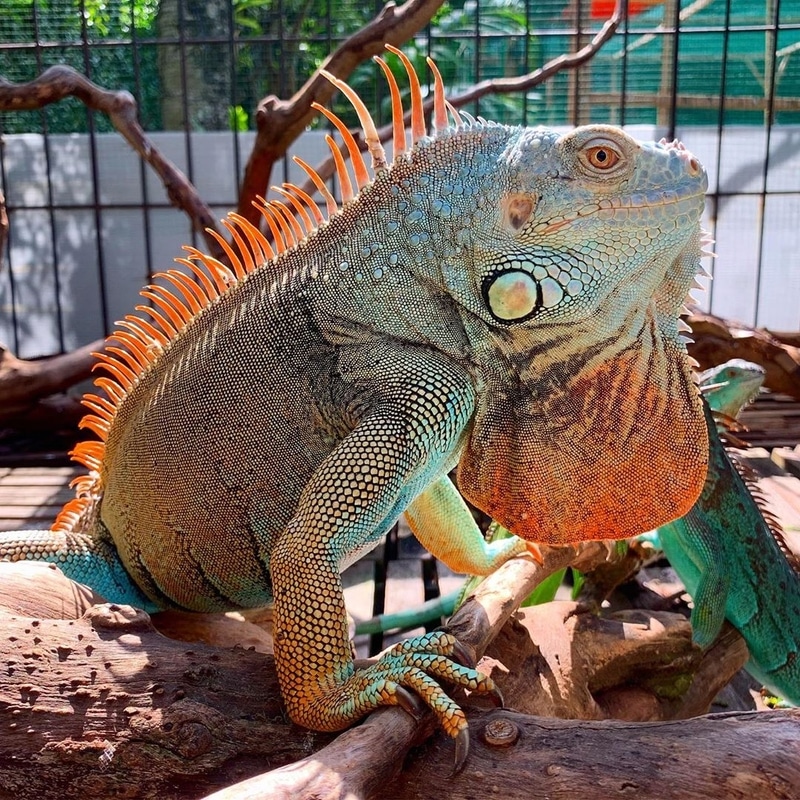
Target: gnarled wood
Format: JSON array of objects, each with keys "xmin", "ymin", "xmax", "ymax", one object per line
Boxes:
[
  {"xmin": 0, "ymin": 341, "xmax": 102, "ymax": 417},
  {"xmin": 0, "ymin": 542, "xmax": 791, "ymax": 800},
  {"xmin": 687, "ymin": 308, "xmax": 800, "ymax": 400},
  {"xmin": 0, "ymin": 69, "xmax": 223, "ymax": 260}
]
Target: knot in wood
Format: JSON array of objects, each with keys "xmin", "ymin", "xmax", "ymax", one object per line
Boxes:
[
  {"xmin": 174, "ymin": 721, "xmax": 214, "ymax": 759},
  {"xmin": 481, "ymin": 716, "xmax": 520, "ymax": 748},
  {"xmin": 85, "ymin": 603, "xmax": 153, "ymax": 631}
]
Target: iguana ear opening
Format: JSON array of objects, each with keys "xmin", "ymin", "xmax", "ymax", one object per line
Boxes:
[{"xmin": 456, "ymin": 346, "xmax": 709, "ymax": 544}]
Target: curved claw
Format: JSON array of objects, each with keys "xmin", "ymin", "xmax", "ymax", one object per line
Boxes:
[
  {"xmin": 526, "ymin": 541, "xmax": 544, "ymax": 564},
  {"xmin": 394, "ymin": 684, "xmax": 427, "ymax": 722},
  {"xmin": 486, "ymin": 684, "xmax": 504, "ymax": 708},
  {"xmin": 453, "ymin": 727, "xmax": 470, "ymax": 775}
]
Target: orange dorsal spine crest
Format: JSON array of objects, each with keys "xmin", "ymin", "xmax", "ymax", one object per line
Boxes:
[{"xmin": 55, "ymin": 47, "xmax": 457, "ymax": 534}]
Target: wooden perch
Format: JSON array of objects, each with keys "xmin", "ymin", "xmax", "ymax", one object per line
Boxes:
[
  {"xmin": 1, "ymin": 541, "xmax": 796, "ymax": 800},
  {"xmin": 390, "ymin": 707, "xmax": 800, "ymax": 800},
  {"xmin": 0, "ymin": 340, "xmax": 107, "ymax": 430}
]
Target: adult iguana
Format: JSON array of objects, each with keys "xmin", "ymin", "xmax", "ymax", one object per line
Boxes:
[
  {"xmin": 0, "ymin": 48, "xmax": 710, "ymax": 757},
  {"xmin": 657, "ymin": 360, "xmax": 800, "ymax": 704}
]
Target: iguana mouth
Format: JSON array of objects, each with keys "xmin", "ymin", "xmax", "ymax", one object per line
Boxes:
[{"xmin": 540, "ymin": 191, "xmax": 705, "ymax": 235}]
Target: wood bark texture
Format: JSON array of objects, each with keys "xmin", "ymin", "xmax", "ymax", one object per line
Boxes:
[{"xmin": 0, "ymin": 545, "xmax": 797, "ymax": 800}]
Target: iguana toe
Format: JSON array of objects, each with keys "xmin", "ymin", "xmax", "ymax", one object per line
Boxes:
[
  {"xmin": 453, "ymin": 728, "xmax": 470, "ymax": 775},
  {"xmin": 393, "ymin": 684, "xmax": 427, "ymax": 721}
]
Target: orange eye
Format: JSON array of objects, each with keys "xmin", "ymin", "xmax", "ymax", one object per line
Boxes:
[{"xmin": 585, "ymin": 145, "xmax": 620, "ymax": 169}]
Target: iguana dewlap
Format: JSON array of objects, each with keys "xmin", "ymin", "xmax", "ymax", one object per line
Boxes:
[{"xmin": 0, "ymin": 48, "xmax": 710, "ymax": 752}]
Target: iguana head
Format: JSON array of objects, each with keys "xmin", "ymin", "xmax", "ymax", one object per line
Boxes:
[
  {"xmin": 448, "ymin": 123, "xmax": 710, "ymax": 543},
  {"xmin": 312, "ymin": 50, "xmax": 711, "ymax": 544}
]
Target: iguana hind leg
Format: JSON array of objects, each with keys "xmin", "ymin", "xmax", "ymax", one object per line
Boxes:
[{"xmin": 405, "ymin": 475, "xmax": 531, "ymax": 575}]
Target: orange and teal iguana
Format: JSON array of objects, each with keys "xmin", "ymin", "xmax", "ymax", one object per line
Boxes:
[{"xmin": 0, "ymin": 48, "xmax": 710, "ymax": 760}]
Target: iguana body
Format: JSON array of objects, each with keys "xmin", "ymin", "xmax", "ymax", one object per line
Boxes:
[
  {"xmin": 0, "ymin": 49, "xmax": 710, "ymax": 748},
  {"xmin": 657, "ymin": 361, "xmax": 800, "ymax": 704}
]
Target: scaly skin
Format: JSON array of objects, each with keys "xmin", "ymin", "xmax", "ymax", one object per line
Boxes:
[
  {"xmin": 0, "ymin": 53, "xmax": 709, "ymax": 747},
  {"xmin": 659, "ymin": 364, "xmax": 800, "ymax": 704}
]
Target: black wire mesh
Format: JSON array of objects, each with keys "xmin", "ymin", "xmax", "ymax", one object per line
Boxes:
[{"xmin": 0, "ymin": 0, "xmax": 798, "ymax": 358}]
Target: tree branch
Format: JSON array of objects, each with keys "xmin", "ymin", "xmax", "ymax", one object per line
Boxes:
[
  {"xmin": 236, "ymin": 0, "xmax": 447, "ymax": 226},
  {"xmin": 0, "ymin": 67, "xmax": 225, "ymax": 261},
  {"xmin": 291, "ymin": 0, "xmax": 626, "ymax": 198}
]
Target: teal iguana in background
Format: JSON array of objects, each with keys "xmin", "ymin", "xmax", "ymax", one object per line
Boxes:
[
  {"xmin": 371, "ymin": 359, "xmax": 800, "ymax": 710},
  {"xmin": 659, "ymin": 359, "xmax": 800, "ymax": 704},
  {"xmin": 0, "ymin": 48, "xmax": 711, "ymax": 757}
]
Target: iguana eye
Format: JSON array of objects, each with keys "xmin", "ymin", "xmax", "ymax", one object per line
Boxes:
[{"xmin": 585, "ymin": 145, "xmax": 620, "ymax": 170}]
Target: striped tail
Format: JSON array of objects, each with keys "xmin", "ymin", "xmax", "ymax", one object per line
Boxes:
[{"xmin": 0, "ymin": 524, "xmax": 159, "ymax": 612}]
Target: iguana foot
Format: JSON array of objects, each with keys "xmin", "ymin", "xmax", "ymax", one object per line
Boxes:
[
  {"xmin": 360, "ymin": 631, "xmax": 496, "ymax": 737},
  {"xmin": 288, "ymin": 631, "xmax": 496, "ymax": 746}
]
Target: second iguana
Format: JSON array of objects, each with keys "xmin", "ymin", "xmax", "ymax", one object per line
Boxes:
[
  {"xmin": 0, "ymin": 48, "xmax": 710, "ymax": 755},
  {"xmin": 658, "ymin": 360, "xmax": 800, "ymax": 704}
]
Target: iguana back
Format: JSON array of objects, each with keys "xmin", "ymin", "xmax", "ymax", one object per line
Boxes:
[{"xmin": 1, "ymin": 49, "xmax": 710, "ymax": 750}]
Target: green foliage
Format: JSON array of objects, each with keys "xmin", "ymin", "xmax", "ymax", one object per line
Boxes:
[
  {"xmin": 228, "ymin": 104, "xmax": 249, "ymax": 132},
  {"xmin": 0, "ymin": 0, "xmax": 162, "ymax": 133},
  {"xmin": 570, "ymin": 567, "xmax": 586, "ymax": 599},
  {"xmin": 4, "ymin": 0, "xmax": 796, "ymax": 135},
  {"xmin": 520, "ymin": 567, "xmax": 566, "ymax": 607}
]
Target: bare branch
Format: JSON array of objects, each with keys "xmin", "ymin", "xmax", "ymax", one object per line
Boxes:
[
  {"xmin": 0, "ymin": 67, "xmax": 225, "ymax": 261},
  {"xmin": 237, "ymin": 0, "xmax": 447, "ymax": 225},
  {"xmin": 292, "ymin": 0, "xmax": 626, "ymax": 197}
]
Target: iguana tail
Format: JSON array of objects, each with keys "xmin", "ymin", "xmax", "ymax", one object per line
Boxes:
[
  {"xmin": 0, "ymin": 513, "xmax": 158, "ymax": 612},
  {"xmin": 660, "ymin": 402, "xmax": 800, "ymax": 705}
]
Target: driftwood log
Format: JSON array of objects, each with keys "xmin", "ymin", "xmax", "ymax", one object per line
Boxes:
[{"xmin": 0, "ymin": 542, "xmax": 797, "ymax": 800}]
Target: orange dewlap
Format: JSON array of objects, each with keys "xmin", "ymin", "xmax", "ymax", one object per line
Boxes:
[{"xmin": 459, "ymin": 342, "xmax": 709, "ymax": 544}]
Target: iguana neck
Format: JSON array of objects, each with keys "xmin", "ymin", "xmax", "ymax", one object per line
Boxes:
[{"xmin": 458, "ymin": 296, "xmax": 705, "ymax": 544}]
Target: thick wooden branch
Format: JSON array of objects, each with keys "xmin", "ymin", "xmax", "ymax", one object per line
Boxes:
[
  {"xmin": 483, "ymin": 602, "xmax": 749, "ymax": 721},
  {"xmin": 0, "ymin": 341, "xmax": 101, "ymax": 411},
  {"xmin": 204, "ymin": 705, "xmax": 799, "ymax": 800},
  {"xmin": 0, "ymin": 538, "xmax": 795, "ymax": 800},
  {"xmin": 0, "ymin": 340, "xmax": 108, "ymax": 428},
  {"xmin": 0, "ymin": 68, "xmax": 224, "ymax": 261},
  {"xmin": 390, "ymin": 707, "xmax": 800, "ymax": 800}
]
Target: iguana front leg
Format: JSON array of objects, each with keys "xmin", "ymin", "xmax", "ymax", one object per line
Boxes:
[{"xmin": 269, "ymin": 354, "xmax": 497, "ymax": 746}]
